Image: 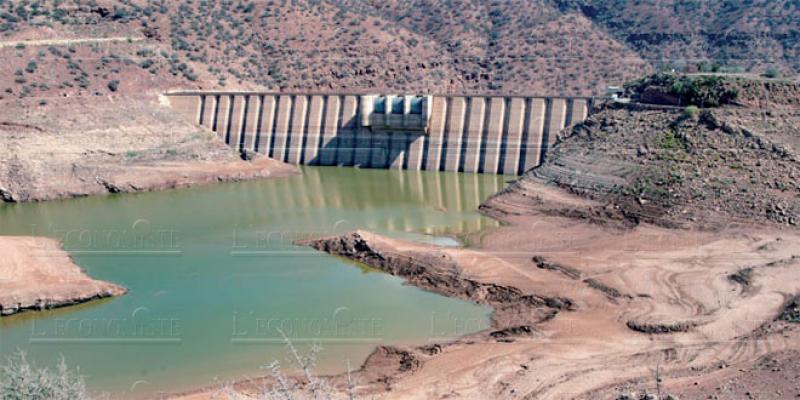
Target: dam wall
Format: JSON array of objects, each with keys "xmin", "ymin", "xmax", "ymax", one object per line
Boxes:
[{"xmin": 166, "ymin": 92, "xmax": 593, "ymax": 175}]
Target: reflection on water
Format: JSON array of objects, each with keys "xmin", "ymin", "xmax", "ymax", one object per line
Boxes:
[{"xmin": 0, "ymin": 166, "xmax": 507, "ymax": 398}]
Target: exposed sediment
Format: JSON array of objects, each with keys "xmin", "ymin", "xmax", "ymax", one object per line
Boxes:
[
  {"xmin": 0, "ymin": 97, "xmax": 298, "ymax": 203},
  {"xmin": 296, "ymin": 230, "xmax": 573, "ymax": 330},
  {"xmin": 0, "ymin": 236, "xmax": 126, "ymax": 316}
]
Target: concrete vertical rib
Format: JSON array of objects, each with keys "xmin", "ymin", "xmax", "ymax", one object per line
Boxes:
[
  {"xmin": 406, "ymin": 134, "xmax": 424, "ymax": 170},
  {"xmin": 337, "ymin": 96, "xmax": 357, "ymax": 166},
  {"xmin": 200, "ymin": 95, "xmax": 217, "ymax": 129},
  {"xmin": 461, "ymin": 97, "xmax": 486, "ymax": 173},
  {"xmin": 241, "ymin": 95, "xmax": 262, "ymax": 152},
  {"xmin": 567, "ymin": 98, "xmax": 588, "ymax": 126},
  {"xmin": 389, "ymin": 133, "xmax": 407, "ymax": 169},
  {"xmin": 286, "ymin": 95, "xmax": 308, "ymax": 164},
  {"xmin": 353, "ymin": 95, "xmax": 371, "ymax": 167},
  {"xmin": 271, "ymin": 95, "xmax": 293, "ymax": 162},
  {"xmin": 370, "ymin": 130, "xmax": 389, "ymax": 168},
  {"xmin": 547, "ymin": 98, "xmax": 567, "ymax": 150},
  {"xmin": 353, "ymin": 127, "xmax": 372, "ymax": 167},
  {"xmin": 226, "ymin": 95, "xmax": 246, "ymax": 147},
  {"xmin": 319, "ymin": 96, "xmax": 340, "ymax": 166},
  {"xmin": 424, "ymin": 97, "xmax": 447, "ymax": 171},
  {"xmin": 501, "ymin": 97, "xmax": 526, "ymax": 175},
  {"xmin": 303, "ymin": 95, "xmax": 324, "ymax": 165},
  {"xmin": 520, "ymin": 98, "xmax": 546, "ymax": 172},
  {"xmin": 481, "ymin": 97, "xmax": 506, "ymax": 174},
  {"xmin": 443, "ymin": 97, "xmax": 466, "ymax": 172},
  {"xmin": 214, "ymin": 95, "xmax": 232, "ymax": 139},
  {"xmin": 256, "ymin": 95, "xmax": 276, "ymax": 156}
]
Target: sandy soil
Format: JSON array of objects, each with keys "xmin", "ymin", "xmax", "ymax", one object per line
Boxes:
[
  {"xmin": 0, "ymin": 97, "xmax": 298, "ymax": 202},
  {"xmin": 172, "ymin": 178, "xmax": 800, "ymax": 399},
  {"xmin": 0, "ymin": 36, "xmax": 144, "ymax": 48},
  {"xmin": 0, "ymin": 236, "xmax": 126, "ymax": 316}
]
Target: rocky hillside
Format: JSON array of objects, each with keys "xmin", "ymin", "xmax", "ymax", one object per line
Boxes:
[
  {"xmin": 1, "ymin": 0, "xmax": 798, "ymax": 100},
  {"xmin": 559, "ymin": 0, "xmax": 800, "ymax": 75},
  {"xmin": 513, "ymin": 75, "xmax": 800, "ymax": 229}
]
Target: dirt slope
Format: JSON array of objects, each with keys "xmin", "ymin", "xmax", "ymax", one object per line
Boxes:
[
  {"xmin": 0, "ymin": 236, "xmax": 126, "ymax": 316},
  {"xmin": 526, "ymin": 76, "xmax": 800, "ymax": 229},
  {"xmin": 283, "ymin": 191, "xmax": 800, "ymax": 399},
  {"xmin": 0, "ymin": 96, "xmax": 298, "ymax": 202}
]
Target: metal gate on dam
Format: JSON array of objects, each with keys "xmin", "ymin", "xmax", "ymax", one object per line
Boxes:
[{"xmin": 166, "ymin": 92, "xmax": 593, "ymax": 175}]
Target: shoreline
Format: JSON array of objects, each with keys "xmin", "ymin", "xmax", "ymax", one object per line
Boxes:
[
  {"xmin": 0, "ymin": 157, "xmax": 300, "ymax": 204},
  {"xmin": 0, "ymin": 236, "xmax": 127, "ymax": 317},
  {"xmin": 168, "ymin": 177, "xmax": 800, "ymax": 399}
]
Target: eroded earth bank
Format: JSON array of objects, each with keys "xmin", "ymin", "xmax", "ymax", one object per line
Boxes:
[
  {"xmin": 0, "ymin": 236, "xmax": 126, "ymax": 316},
  {"xmin": 230, "ymin": 76, "xmax": 800, "ymax": 400},
  {"xmin": 0, "ymin": 97, "xmax": 298, "ymax": 203}
]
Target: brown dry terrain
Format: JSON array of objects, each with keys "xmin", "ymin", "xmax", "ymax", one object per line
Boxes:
[
  {"xmin": 2, "ymin": 0, "xmax": 798, "ymax": 100},
  {"xmin": 0, "ymin": 96, "xmax": 298, "ymax": 202},
  {"xmin": 532, "ymin": 76, "xmax": 800, "ymax": 229},
  {"xmin": 184, "ymin": 181, "xmax": 800, "ymax": 400},
  {"xmin": 173, "ymin": 76, "xmax": 800, "ymax": 400},
  {"xmin": 0, "ymin": 236, "xmax": 126, "ymax": 316},
  {"xmin": 1, "ymin": 1, "xmax": 798, "ymax": 202},
  {"xmin": 1, "ymin": 1, "xmax": 799, "ymax": 398}
]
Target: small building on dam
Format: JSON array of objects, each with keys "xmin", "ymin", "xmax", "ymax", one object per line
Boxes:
[{"xmin": 165, "ymin": 92, "xmax": 593, "ymax": 175}]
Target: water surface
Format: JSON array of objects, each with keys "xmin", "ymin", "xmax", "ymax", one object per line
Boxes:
[{"xmin": 0, "ymin": 167, "xmax": 506, "ymax": 397}]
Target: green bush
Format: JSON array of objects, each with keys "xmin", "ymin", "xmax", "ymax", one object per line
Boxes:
[
  {"xmin": 764, "ymin": 67, "xmax": 780, "ymax": 79},
  {"xmin": 626, "ymin": 73, "xmax": 739, "ymax": 107},
  {"xmin": 107, "ymin": 80, "xmax": 120, "ymax": 92},
  {"xmin": 25, "ymin": 60, "xmax": 37, "ymax": 73},
  {"xmin": 683, "ymin": 105, "xmax": 700, "ymax": 120}
]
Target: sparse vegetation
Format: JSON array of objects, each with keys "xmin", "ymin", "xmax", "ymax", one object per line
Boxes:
[
  {"xmin": 626, "ymin": 74, "xmax": 739, "ymax": 107},
  {"xmin": 764, "ymin": 67, "xmax": 780, "ymax": 79},
  {"xmin": 780, "ymin": 295, "xmax": 800, "ymax": 323},
  {"xmin": 0, "ymin": 352, "xmax": 88, "ymax": 400},
  {"xmin": 682, "ymin": 105, "xmax": 700, "ymax": 120},
  {"xmin": 24, "ymin": 60, "xmax": 37, "ymax": 73}
]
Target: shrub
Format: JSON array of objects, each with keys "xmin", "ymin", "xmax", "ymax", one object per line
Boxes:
[
  {"xmin": 626, "ymin": 73, "xmax": 739, "ymax": 107},
  {"xmin": 25, "ymin": 60, "xmax": 37, "ymax": 73},
  {"xmin": 764, "ymin": 67, "xmax": 780, "ymax": 79},
  {"xmin": 0, "ymin": 351, "xmax": 88, "ymax": 400},
  {"xmin": 683, "ymin": 105, "xmax": 700, "ymax": 120},
  {"xmin": 107, "ymin": 80, "xmax": 120, "ymax": 92}
]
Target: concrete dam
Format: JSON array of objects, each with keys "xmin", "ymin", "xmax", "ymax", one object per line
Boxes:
[{"xmin": 166, "ymin": 92, "xmax": 593, "ymax": 175}]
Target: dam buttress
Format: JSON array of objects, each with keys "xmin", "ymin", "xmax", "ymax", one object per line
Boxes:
[{"xmin": 166, "ymin": 93, "xmax": 593, "ymax": 175}]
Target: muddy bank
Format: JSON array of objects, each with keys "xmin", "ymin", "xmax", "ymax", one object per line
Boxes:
[
  {"xmin": 324, "ymin": 179, "xmax": 800, "ymax": 399},
  {"xmin": 171, "ymin": 178, "xmax": 800, "ymax": 399},
  {"xmin": 0, "ymin": 236, "xmax": 126, "ymax": 316},
  {"xmin": 297, "ymin": 230, "xmax": 573, "ymax": 329},
  {"xmin": 0, "ymin": 97, "xmax": 298, "ymax": 202}
]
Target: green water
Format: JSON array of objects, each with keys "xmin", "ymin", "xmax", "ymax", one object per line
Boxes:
[{"xmin": 0, "ymin": 167, "xmax": 506, "ymax": 398}]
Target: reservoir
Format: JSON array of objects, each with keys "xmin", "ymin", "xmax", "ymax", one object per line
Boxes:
[{"xmin": 0, "ymin": 167, "xmax": 505, "ymax": 398}]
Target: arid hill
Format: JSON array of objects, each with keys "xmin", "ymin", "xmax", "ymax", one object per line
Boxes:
[
  {"xmin": 495, "ymin": 75, "xmax": 800, "ymax": 229},
  {"xmin": 2, "ymin": 0, "xmax": 798, "ymax": 100}
]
